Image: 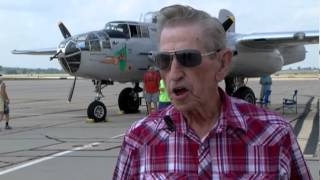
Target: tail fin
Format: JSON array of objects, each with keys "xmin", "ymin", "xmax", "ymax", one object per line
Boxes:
[{"xmin": 219, "ymin": 9, "xmax": 235, "ymax": 32}]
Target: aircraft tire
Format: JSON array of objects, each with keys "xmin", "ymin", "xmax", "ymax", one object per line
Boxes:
[
  {"xmin": 234, "ymin": 86, "xmax": 256, "ymax": 104},
  {"xmin": 87, "ymin": 100, "xmax": 107, "ymax": 122},
  {"xmin": 118, "ymin": 87, "xmax": 140, "ymax": 113}
]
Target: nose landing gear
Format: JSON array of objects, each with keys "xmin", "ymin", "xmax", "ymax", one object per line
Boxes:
[
  {"xmin": 87, "ymin": 100, "xmax": 106, "ymax": 122},
  {"xmin": 87, "ymin": 81, "xmax": 142, "ymax": 122},
  {"xmin": 87, "ymin": 80, "xmax": 107, "ymax": 122}
]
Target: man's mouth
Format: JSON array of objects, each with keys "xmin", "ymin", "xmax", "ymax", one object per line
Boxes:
[{"xmin": 173, "ymin": 87, "xmax": 188, "ymax": 96}]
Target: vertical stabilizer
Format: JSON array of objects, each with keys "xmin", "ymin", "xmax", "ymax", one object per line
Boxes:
[{"xmin": 219, "ymin": 9, "xmax": 235, "ymax": 32}]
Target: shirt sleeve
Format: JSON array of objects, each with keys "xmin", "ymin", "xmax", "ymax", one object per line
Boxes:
[
  {"xmin": 281, "ymin": 126, "xmax": 312, "ymax": 179},
  {"xmin": 113, "ymin": 134, "xmax": 140, "ymax": 179}
]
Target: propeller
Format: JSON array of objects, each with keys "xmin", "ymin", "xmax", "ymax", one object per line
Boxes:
[
  {"xmin": 68, "ymin": 76, "xmax": 77, "ymax": 102},
  {"xmin": 58, "ymin": 22, "xmax": 71, "ymax": 39},
  {"xmin": 222, "ymin": 16, "xmax": 235, "ymax": 32},
  {"xmin": 57, "ymin": 21, "xmax": 76, "ymax": 102}
]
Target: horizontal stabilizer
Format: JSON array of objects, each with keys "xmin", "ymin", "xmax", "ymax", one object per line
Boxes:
[
  {"xmin": 236, "ymin": 30, "xmax": 319, "ymax": 49},
  {"xmin": 11, "ymin": 48, "xmax": 57, "ymax": 55}
]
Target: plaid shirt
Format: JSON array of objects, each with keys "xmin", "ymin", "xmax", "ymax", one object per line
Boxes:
[{"xmin": 113, "ymin": 89, "xmax": 311, "ymax": 179}]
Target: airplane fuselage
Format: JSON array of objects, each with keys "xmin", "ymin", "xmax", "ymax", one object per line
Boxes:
[{"xmin": 58, "ymin": 22, "xmax": 307, "ymax": 82}]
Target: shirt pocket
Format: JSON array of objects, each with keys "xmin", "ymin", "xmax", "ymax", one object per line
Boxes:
[{"xmin": 222, "ymin": 145, "xmax": 281, "ymax": 175}]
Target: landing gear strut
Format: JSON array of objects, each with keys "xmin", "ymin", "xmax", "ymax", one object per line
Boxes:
[{"xmin": 225, "ymin": 76, "xmax": 256, "ymax": 104}]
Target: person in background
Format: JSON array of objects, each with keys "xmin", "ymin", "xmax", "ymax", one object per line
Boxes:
[
  {"xmin": 0, "ymin": 75, "xmax": 11, "ymax": 130},
  {"xmin": 113, "ymin": 4, "xmax": 311, "ymax": 179},
  {"xmin": 259, "ymin": 74, "xmax": 272, "ymax": 102},
  {"xmin": 158, "ymin": 79, "xmax": 171, "ymax": 110},
  {"xmin": 143, "ymin": 66, "xmax": 161, "ymax": 114}
]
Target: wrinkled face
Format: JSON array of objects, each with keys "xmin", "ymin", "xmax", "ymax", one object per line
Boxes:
[{"xmin": 159, "ymin": 25, "xmax": 226, "ymax": 112}]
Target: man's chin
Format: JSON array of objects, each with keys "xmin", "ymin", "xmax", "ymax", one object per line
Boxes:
[{"xmin": 172, "ymin": 101, "xmax": 193, "ymax": 112}]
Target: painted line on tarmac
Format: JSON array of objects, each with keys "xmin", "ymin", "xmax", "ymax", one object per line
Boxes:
[
  {"xmin": 0, "ymin": 142, "xmax": 101, "ymax": 176},
  {"xmin": 111, "ymin": 133, "xmax": 125, "ymax": 139}
]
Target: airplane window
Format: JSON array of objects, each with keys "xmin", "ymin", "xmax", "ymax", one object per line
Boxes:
[
  {"xmin": 59, "ymin": 40, "xmax": 67, "ymax": 48},
  {"xmin": 102, "ymin": 41, "xmax": 111, "ymax": 49},
  {"xmin": 76, "ymin": 34, "xmax": 87, "ymax": 41},
  {"xmin": 105, "ymin": 23, "xmax": 129, "ymax": 35},
  {"xmin": 105, "ymin": 23, "xmax": 132, "ymax": 38},
  {"xmin": 118, "ymin": 24, "xmax": 129, "ymax": 35},
  {"xmin": 136, "ymin": 26, "xmax": 141, "ymax": 37},
  {"xmin": 65, "ymin": 41, "xmax": 79, "ymax": 55},
  {"xmin": 141, "ymin": 26, "xmax": 149, "ymax": 38},
  {"xmin": 129, "ymin": 25, "xmax": 140, "ymax": 38},
  {"xmin": 88, "ymin": 33, "xmax": 98, "ymax": 40},
  {"xmin": 97, "ymin": 31, "xmax": 109, "ymax": 41},
  {"xmin": 90, "ymin": 40, "xmax": 101, "ymax": 51},
  {"xmin": 76, "ymin": 41, "xmax": 89, "ymax": 50}
]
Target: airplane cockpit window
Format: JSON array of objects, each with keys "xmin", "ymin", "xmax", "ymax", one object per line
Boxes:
[
  {"xmin": 140, "ymin": 26, "xmax": 149, "ymax": 38},
  {"xmin": 129, "ymin": 25, "xmax": 141, "ymax": 38},
  {"xmin": 105, "ymin": 22, "xmax": 130, "ymax": 38}
]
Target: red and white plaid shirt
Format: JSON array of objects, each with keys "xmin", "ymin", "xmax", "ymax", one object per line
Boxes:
[{"xmin": 113, "ymin": 88, "xmax": 311, "ymax": 179}]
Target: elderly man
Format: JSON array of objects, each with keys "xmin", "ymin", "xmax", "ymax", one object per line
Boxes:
[{"xmin": 113, "ymin": 5, "xmax": 311, "ymax": 179}]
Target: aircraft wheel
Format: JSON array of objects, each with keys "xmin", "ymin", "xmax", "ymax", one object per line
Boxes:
[
  {"xmin": 118, "ymin": 87, "xmax": 139, "ymax": 113},
  {"xmin": 87, "ymin": 100, "xmax": 107, "ymax": 122},
  {"xmin": 234, "ymin": 86, "xmax": 256, "ymax": 104}
]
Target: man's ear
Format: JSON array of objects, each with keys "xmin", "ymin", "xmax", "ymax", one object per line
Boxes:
[{"xmin": 215, "ymin": 49, "xmax": 232, "ymax": 81}]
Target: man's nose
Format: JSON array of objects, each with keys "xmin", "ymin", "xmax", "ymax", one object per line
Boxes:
[{"xmin": 168, "ymin": 57, "xmax": 184, "ymax": 81}]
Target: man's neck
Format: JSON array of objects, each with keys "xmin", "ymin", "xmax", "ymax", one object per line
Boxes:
[{"xmin": 183, "ymin": 96, "xmax": 221, "ymax": 139}]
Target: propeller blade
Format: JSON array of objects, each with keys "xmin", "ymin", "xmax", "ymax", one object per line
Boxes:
[
  {"xmin": 58, "ymin": 22, "xmax": 71, "ymax": 39},
  {"xmin": 68, "ymin": 76, "xmax": 77, "ymax": 102}
]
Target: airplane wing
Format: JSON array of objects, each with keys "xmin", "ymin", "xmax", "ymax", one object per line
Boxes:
[
  {"xmin": 236, "ymin": 30, "xmax": 319, "ymax": 49},
  {"xmin": 11, "ymin": 48, "xmax": 57, "ymax": 55}
]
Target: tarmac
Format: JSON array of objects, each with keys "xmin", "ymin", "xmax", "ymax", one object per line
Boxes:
[{"xmin": 0, "ymin": 79, "xmax": 318, "ymax": 180}]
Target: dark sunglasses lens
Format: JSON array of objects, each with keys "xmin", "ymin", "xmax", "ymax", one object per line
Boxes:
[
  {"xmin": 155, "ymin": 53, "xmax": 172, "ymax": 69},
  {"xmin": 176, "ymin": 50, "xmax": 202, "ymax": 67}
]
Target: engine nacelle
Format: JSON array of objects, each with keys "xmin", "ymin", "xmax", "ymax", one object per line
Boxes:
[{"xmin": 280, "ymin": 45, "xmax": 306, "ymax": 66}]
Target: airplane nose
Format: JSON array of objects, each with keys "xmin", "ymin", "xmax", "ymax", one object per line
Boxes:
[{"xmin": 58, "ymin": 40, "xmax": 81, "ymax": 74}]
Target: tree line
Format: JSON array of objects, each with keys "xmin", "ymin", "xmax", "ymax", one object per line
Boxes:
[{"xmin": 0, "ymin": 66, "xmax": 64, "ymax": 74}]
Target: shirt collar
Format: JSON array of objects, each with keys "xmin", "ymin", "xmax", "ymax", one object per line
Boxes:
[
  {"xmin": 162, "ymin": 87, "xmax": 248, "ymax": 135},
  {"xmin": 216, "ymin": 87, "xmax": 248, "ymax": 132}
]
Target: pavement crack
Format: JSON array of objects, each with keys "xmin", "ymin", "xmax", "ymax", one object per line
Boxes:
[{"xmin": 44, "ymin": 135, "xmax": 66, "ymax": 143}]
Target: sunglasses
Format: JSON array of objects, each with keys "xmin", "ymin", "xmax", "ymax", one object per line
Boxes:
[{"xmin": 155, "ymin": 49, "xmax": 220, "ymax": 70}]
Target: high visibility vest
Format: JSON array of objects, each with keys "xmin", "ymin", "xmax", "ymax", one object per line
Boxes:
[{"xmin": 159, "ymin": 80, "xmax": 171, "ymax": 102}]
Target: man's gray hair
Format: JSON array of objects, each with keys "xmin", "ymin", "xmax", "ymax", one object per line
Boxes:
[{"xmin": 157, "ymin": 4, "xmax": 226, "ymax": 51}]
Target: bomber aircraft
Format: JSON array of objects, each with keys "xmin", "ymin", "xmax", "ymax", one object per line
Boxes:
[{"xmin": 12, "ymin": 9, "xmax": 319, "ymax": 122}]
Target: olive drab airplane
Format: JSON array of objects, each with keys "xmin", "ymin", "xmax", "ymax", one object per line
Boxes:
[{"xmin": 12, "ymin": 9, "xmax": 319, "ymax": 122}]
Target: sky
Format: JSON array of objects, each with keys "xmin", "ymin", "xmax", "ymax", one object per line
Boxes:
[{"xmin": 0, "ymin": 0, "xmax": 319, "ymax": 70}]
